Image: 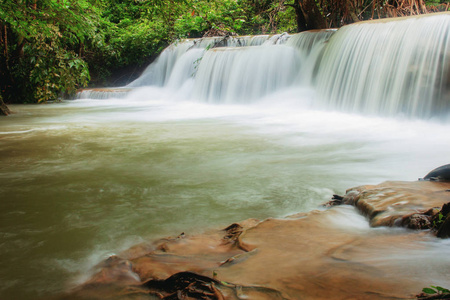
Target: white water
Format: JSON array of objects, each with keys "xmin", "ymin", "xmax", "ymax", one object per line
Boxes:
[
  {"xmin": 192, "ymin": 46, "xmax": 302, "ymax": 103},
  {"xmin": 125, "ymin": 34, "xmax": 278, "ymax": 88},
  {"xmin": 2, "ymin": 13, "xmax": 450, "ymax": 300},
  {"xmin": 317, "ymin": 14, "xmax": 450, "ymax": 118},
  {"xmin": 80, "ymin": 13, "xmax": 449, "ymax": 120}
]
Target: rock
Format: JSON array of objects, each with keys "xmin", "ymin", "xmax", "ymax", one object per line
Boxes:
[
  {"xmin": 84, "ymin": 255, "xmax": 140, "ymax": 286},
  {"xmin": 422, "ymin": 164, "xmax": 450, "ymax": 182},
  {"xmin": 402, "ymin": 213, "xmax": 433, "ymax": 229},
  {"xmin": 436, "ymin": 203, "xmax": 450, "ymax": 238},
  {"xmin": 142, "ymin": 271, "xmax": 285, "ymax": 300},
  {"xmin": 60, "ymin": 207, "xmax": 445, "ymax": 300},
  {"xmin": 61, "ymin": 180, "xmax": 450, "ymax": 299},
  {"xmin": 437, "ymin": 215, "xmax": 450, "ymax": 238},
  {"xmin": 341, "ymin": 181, "xmax": 450, "ymax": 227},
  {"xmin": 439, "ymin": 202, "xmax": 450, "ymax": 216},
  {"xmin": 322, "ymin": 194, "xmax": 344, "ymax": 207}
]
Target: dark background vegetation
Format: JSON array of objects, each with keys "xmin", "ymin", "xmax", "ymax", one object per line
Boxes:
[{"xmin": 0, "ymin": 0, "xmax": 448, "ymax": 107}]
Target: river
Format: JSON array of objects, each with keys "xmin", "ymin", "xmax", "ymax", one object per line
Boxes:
[{"xmin": 1, "ymin": 13, "xmax": 449, "ymax": 300}]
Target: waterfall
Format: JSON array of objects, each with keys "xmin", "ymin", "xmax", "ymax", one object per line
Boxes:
[
  {"xmin": 77, "ymin": 13, "xmax": 450, "ymax": 119},
  {"xmin": 77, "ymin": 31, "xmax": 332, "ymax": 100},
  {"xmin": 127, "ymin": 39, "xmax": 199, "ymax": 88},
  {"xmin": 316, "ymin": 14, "xmax": 450, "ymax": 118},
  {"xmin": 126, "ymin": 35, "xmax": 276, "ymax": 88},
  {"xmin": 191, "ymin": 45, "xmax": 302, "ymax": 103},
  {"xmin": 286, "ymin": 29, "xmax": 336, "ymax": 55}
]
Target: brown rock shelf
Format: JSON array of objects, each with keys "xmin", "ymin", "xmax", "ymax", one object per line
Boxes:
[{"xmin": 59, "ymin": 180, "xmax": 450, "ymax": 300}]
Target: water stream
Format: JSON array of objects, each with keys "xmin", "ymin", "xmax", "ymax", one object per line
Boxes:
[{"xmin": 1, "ymin": 13, "xmax": 450, "ymax": 300}]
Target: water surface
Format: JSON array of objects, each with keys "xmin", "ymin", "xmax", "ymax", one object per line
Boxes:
[{"xmin": 1, "ymin": 91, "xmax": 449, "ymax": 299}]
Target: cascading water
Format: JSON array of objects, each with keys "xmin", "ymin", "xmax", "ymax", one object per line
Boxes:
[
  {"xmin": 126, "ymin": 39, "xmax": 199, "ymax": 88},
  {"xmin": 78, "ymin": 13, "xmax": 449, "ymax": 119},
  {"xmin": 126, "ymin": 35, "xmax": 279, "ymax": 88},
  {"xmin": 77, "ymin": 31, "xmax": 331, "ymax": 101},
  {"xmin": 316, "ymin": 14, "xmax": 450, "ymax": 118},
  {"xmin": 285, "ymin": 29, "xmax": 335, "ymax": 55},
  {"xmin": 191, "ymin": 45, "xmax": 302, "ymax": 103}
]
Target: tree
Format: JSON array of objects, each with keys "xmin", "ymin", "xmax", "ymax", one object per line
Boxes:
[
  {"xmin": 281, "ymin": 0, "xmax": 446, "ymax": 32},
  {"xmin": 0, "ymin": 0, "xmax": 96, "ymax": 103}
]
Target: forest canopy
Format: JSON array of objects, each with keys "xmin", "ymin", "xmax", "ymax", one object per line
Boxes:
[{"xmin": 0, "ymin": 0, "xmax": 448, "ymax": 106}]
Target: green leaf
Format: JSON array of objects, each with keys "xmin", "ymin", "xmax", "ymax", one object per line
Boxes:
[
  {"xmin": 422, "ymin": 287, "xmax": 437, "ymax": 294},
  {"xmin": 432, "ymin": 286, "xmax": 450, "ymax": 294}
]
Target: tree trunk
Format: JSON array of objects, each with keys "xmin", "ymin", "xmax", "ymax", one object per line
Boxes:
[
  {"xmin": 287, "ymin": 1, "xmax": 309, "ymax": 32},
  {"xmin": 0, "ymin": 94, "xmax": 11, "ymax": 116},
  {"xmin": 298, "ymin": 0, "xmax": 328, "ymax": 30},
  {"xmin": 2, "ymin": 24, "xmax": 7, "ymax": 57},
  {"xmin": 346, "ymin": 0, "xmax": 361, "ymax": 22}
]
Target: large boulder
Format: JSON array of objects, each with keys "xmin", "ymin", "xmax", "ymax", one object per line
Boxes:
[{"xmin": 422, "ymin": 164, "xmax": 450, "ymax": 182}]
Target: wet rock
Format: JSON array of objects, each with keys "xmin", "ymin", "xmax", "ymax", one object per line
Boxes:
[
  {"xmin": 436, "ymin": 203, "xmax": 450, "ymax": 238},
  {"xmin": 437, "ymin": 215, "xmax": 450, "ymax": 238},
  {"xmin": 61, "ymin": 180, "xmax": 450, "ymax": 299},
  {"xmin": 85, "ymin": 255, "xmax": 140, "ymax": 286},
  {"xmin": 141, "ymin": 271, "xmax": 286, "ymax": 300},
  {"xmin": 61, "ymin": 207, "xmax": 447, "ymax": 300},
  {"xmin": 341, "ymin": 181, "xmax": 450, "ymax": 228},
  {"xmin": 422, "ymin": 164, "xmax": 450, "ymax": 182},
  {"xmin": 402, "ymin": 213, "xmax": 433, "ymax": 229},
  {"xmin": 322, "ymin": 194, "xmax": 345, "ymax": 207},
  {"xmin": 222, "ymin": 223, "xmax": 244, "ymax": 244}
]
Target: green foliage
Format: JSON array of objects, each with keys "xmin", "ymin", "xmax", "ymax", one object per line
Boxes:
[
  {"xmin": 0, "ymin": 0, "xmax": 97, "ymax": 103},
  {"xmin": 174, "ymin": 13, "xmax": 207, "ymax": 38},
  {"xmin": 245, "ymin": 0, "xmax": 298, "ymax": 33},
  {"xmin": 423, "ymin": 287, "xmax": 438, "ymax": 294},
  {"xmin": 433, "ymin": 212, "xmax": 445, "ymax": 228},
  {"xmin": 172, "ymin": 0, "xmax": 295, "ymax": 38},
  {"xmin": 422, "ymin": 286, "xmax": 450, "ymax": 295},
  {"xmin": 84, "ymin": 0, "xmax": 173, "ymax": 86}
]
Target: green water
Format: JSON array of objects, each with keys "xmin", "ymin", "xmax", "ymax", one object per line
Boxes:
[{"xmin": 0, "ymin": 100, "xmax": 448, "ymax": 299}]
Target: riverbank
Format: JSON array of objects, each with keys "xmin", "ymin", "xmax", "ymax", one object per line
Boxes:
[{"xmin": 59, "ymin": 179, "xmax": 450, "ymax": 300}]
